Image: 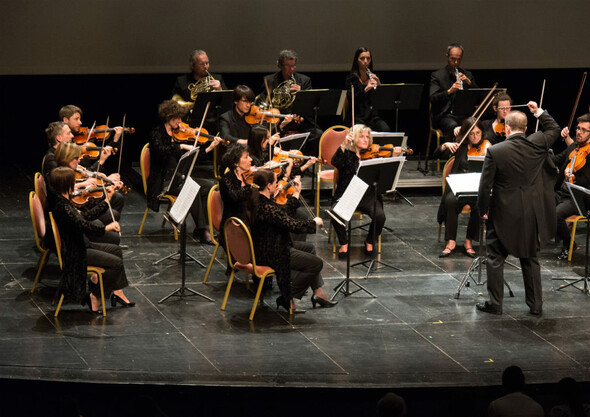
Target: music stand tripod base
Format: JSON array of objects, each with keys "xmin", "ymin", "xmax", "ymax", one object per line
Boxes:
[{"xmin": 153, "ymin": 251, "xmax": 206, "ymax": 268}]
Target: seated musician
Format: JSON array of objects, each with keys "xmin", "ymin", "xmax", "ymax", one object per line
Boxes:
[
  {"xmin": 147, "ymin": 100, "xmax": 222, "ymax": 244},
  {"xmin": 482, "ymin": 93, "xmax": 512, "ymax": 145},
  {"xmin": 331, "ymin": 125, "xmax": 402, "ymax": 258},
  {"xmin": 219, "ymin": 85, "xmax": 256, "ymax": 145},
  {"xmin": 48, "ymin": 166, "xmax": 134, "ymax": 313},
  {"xmin": 59, "ymin": 105, "xmax": 123, "ymax": 173},
  {"xmin": 259, "ymin": 50, "xmax": 322, "ymax": 155},
  {"xmin": 434, "ymin": 118, "xmax": 490, "ymax": 258},
  {"xmin": 345, "ymin": 47, "xmax": 391, "ymax": 132},
  {"xmin": 553, "ymin": 113, "xmax": 590, "ymax": 260},
  {"xmin": 250, "ymin": 169, "xmax": 336, "ymax": 312}
]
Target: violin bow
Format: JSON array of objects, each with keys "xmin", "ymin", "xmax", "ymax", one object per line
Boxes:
[
  {"xmin": 96, "ymin": 116, "xmax": 109, "ymax": 172},
  {"xmin": 471, "ymin": 82, "xmax": 498, "ymax": 119},
  {"xmin": 457, "ymin": 85, "xmax": 498, "ymax": 147},
  {"xmin": 351, "ymin": 84, "xmax": 355, "ymax": 130},
  {"xmin": 101, "ymin": 182, "xmax": 121, "ymax": 237},
  {"xmin": 117, "ymin": 114, "xmax": 126, "ymax": 174},
  {"xmin": 186, "ymin": 101, "xmax": 210, "ymax": 177},
  {"xmin": 535, "ymin": 80, "xmax": 546, "ymax": 133},
  {"xmin": 295, "ymin": 179, "xmax": 327, "ymax": 234},
  {"xmin": 567, "ymin": 72, "xmax": 588, "ymax": 132}
]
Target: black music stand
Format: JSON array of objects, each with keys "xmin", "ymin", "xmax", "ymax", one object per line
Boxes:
[
  {"xmin": 552, "ymin": 183, "xmax": 590, "ymax": 294},
  {"xmin": 372, "ymin": 83, "xmax": 423, "ymax": 131},
  {"xmin": 326, "ymin": 176, "xmax": 377, "ymax": 300},
  {"xmin": 159, "ymin": 177, "xmax": 214, "ymax": 304},
  {"xmin": 154, "ymin": 148, "xmax": 206, "ymax": 268},
  {"xmin": 191, "ymin": 90, "xmax": 233, "ymax": 132},
  {"xmin": 453, "ymin": 88, "xmax": 506, "ymax": 120},
  {"xmin": 351, "ymin": 157, "xmax": 404, "ymax": 278},
  {"xmin": 290, "ymin": 89, "xmax": 346, "ymax": 127}
]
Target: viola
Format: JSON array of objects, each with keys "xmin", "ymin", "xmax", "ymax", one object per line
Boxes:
[
  {"xmin": 70, "ymin": 187, "xmax": 104, "ymax": 207},
  {"xmin": 172, "ymin": 122, "xmax": 228, "ymax": 145},
  {"xmin": 467, "ymin": 140, "xmax": 491, "ymax": 157},
  {"xmin": 244, "ymin": 105, "xmax": 303, "ymax": 125},
  {"xmin": 74, "ymin": 125, "xmax": 135, "ymax": 145},
  {"xmin": 359, "ymin": 144, "xmax": 413, "ymax": 160},
  {"xmin": 494, "ymin": 122, "xmax": 506, "ymax": 138}
]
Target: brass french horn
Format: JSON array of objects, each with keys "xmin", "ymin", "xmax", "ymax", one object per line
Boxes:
[{"xmin": 173, "ymin": 71, "xmax": 216, "ymax": 110}]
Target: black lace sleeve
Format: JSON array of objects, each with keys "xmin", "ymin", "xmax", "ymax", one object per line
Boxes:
[
  {"xmin": 149, "ymin": 126, "xmax": 181, "ymax": 159},
  {"xmin": 79, "ymin": 199, "xmax": 109, "ymax": 221},
  {"xmin": 220, "ymin": 172, "xmax": 252, "ymax": 205},
  {"xmin": 258, "ymin": 197, "xmax": 315, "ymax": 234},
  {"xmin": 58, "ymin": 196, "xmax": 105, "ymax": 236}
]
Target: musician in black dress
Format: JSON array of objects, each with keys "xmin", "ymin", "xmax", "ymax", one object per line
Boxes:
[
  {"xmin": 48, "ymin": 167, "xmax": 133, "ymax": 313},
  {"xmin": 345, "ymin": 47, "xmax": 390, "ymax": 132},
  {"xmin": 250, "ymin": 169, "xmax": 336, "ymax": 312}
]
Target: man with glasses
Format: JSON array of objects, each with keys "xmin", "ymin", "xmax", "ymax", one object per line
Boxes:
[
  {"xmin": 554, "ymin": 113, "xmax": 590, "ymax": 260},
  {"xmin": 219, "ymin": 85, "xmax": 256, "ymax": 145}
]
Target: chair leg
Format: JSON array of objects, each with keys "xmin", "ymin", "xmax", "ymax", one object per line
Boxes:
[
  {"xmin": 98, "ymin": 272, "xmax": 106, "ymax": 317},
  {"xmin": 221, "ymin": 270, "xmax": 236, "ymax": 311},
  {"xmin": 315, "ymin": 175, "xmax": 321, "ymax": 217},
  {"xmin": 202, "ymin": 244, "xmax": 220, "ymax": 284},
  {"xmin": 138, "ymin": 207, "xmax": 149, "ymax": 235},
  {"xmin": 244, "ymin": 272, "xmax": 251, "ymax": 291},
  {"xmin": 249, "ymin": 275, "xmax": 268, "ymax": 321},
  {"xmin": 568, "ymin": 219, "xmax": 583, "ymax": 262},
  {"xmin": 378, "ymin": 234, "xmax": 381, "ymax": 254},
  {"xmin": 31, "ymin": 250, "xmax": 49, "ymax": 293},
  {"xmin": 54, "ymin": 294, "xmax": 65, "ymax": 317}
]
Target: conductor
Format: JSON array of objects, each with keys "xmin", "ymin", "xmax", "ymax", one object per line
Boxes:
[{"xmin": 476, "ymin": 101, "xmax": 560, "ymax": 316}]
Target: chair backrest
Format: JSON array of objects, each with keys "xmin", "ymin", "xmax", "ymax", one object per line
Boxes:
[
  {"xmin": 224, "ymin": 217, "xmax": 255, "ymax": 268},
  {"xmin": 29, "ymin": 191, "xmax": 46, "ymax": 252},
  {"xmin": 207, "ymin": 184, "xmax": 223, "ymax": 245},
  {"xmin": 34, "ymin": 172, "xmax": 47, "ymax": 209},
  {"xmin": 441, "ymin": 156, "xmax": 455, "ymax": 195},
  {"xmin": 319, "ymin": 125, "xmax": 349, "ymax": 169},
  {"xmin": 48, "ymin": 212, "xmax": 63, "ymax": 269},
  {"xmin": 140, "ymin": 143, "xmax": 150, "ymax": 195}
]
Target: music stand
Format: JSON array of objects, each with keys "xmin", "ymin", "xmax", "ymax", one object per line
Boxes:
[
  {"xmin": 449, "ymin": 173, "xmax": 514, "ymax": 298},
  {"xmin": 191, "ymin": 90, "xmax": 233, "ymax": 132},
  {"xmin": 279, "ymin": 132, "xmax": 310, "ymax": 152},
  {"xmin": 326, "ymin": 176, "xmax": 377, "ymax": 300},
  {"xmin": 159, "ymin": 177, "xmax": 214, "ymax": 304},
  {"xmin": 154, "ymin": 148, "xmax": 206, "ymax": 267},
  {"xmin": 290, "ymin": 89, "xmax": 346, "ymax": 127},
  {"xmin": 552, "ymin": 183, "xmax": 590, "ymax": 294},
  {"xmin": 467, "ymin": 155, "xmax": 485, "ymax": 173},
  {"xmin": 372, "ymin": 83, "xmax": 423, "ymax": 131},
  {"xmin": 351, "ymin": 157, "xmax": 404, "ymax": 278},
  {"xmin": 453, "ymin": 88, "xmax": 507, "ymax": 120}
]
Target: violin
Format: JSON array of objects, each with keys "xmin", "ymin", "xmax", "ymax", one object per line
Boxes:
[
  {"xmin": 494, "ymin": 121, "xmax": 506, "ymax": 138},
  {"xmin": 467, "ymin": 139, "xmax": 492, "ymax": 157},
  {"xmin": 172, "ymin": 122, "xmax": 228, "ymax": 145},
  {"xmin": 78, "ymin": 142, "xmax": 102, "ymax": 159},
  {"xmin": 273, "ymin": 150, "xmax": 324, "ymax": 168},
  {"xmin": 241, "ymin": 160, "xmax": 290, "ymax": 184},
  {"xmin": 244, "ymin": 105, "xmax": 303, "ymax": 125},
  {"xmin": 75, "ymin": 166, "xmax": 129, "ymax": 193},
  {"xmin": 70, "ymin": 187, "xmax": 104, "ymax": 207},
  {"xmin": 359, "ymin": 144, "xmax": 413, "ymax": 160},
  {"xmin": 274, "ymin": 179, "xmax": 294, "ymax": 205},
  {"xmin": 74, "ymin": 125, "xmax": 135, "ymax": 145}
]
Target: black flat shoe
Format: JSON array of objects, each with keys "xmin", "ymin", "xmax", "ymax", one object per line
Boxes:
[
  {"xmin": 439, "ymin": 247, "xmax": 456, "ymax": 258},
  {"xmin": 475, "ymin": 301, "xmax": 502, "ymax": 315},
  {"xmin": 111, "ymin": 293, "xmax": 136, "ymax": 308},
  {"xmin": 311, "ymin": 295, "xmax": 337, "ymax": 309}
]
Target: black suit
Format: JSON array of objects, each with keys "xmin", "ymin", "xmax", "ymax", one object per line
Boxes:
[
  {"xmin": 477, "ymin": 111, "xmax": 560, "ymax": 312},
  {"xmin": 430, "ymin": 66, "xmax": 477, "ymax": 136}
]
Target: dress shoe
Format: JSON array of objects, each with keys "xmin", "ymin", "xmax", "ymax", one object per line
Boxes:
[
  {"xmin": 81, "ymin": 293, "xmax": 101, "ymax": 315},
  {"xmin": 111, "ymin": 293, "xmax": 136, "ymax": 308},
  {"xmin": 475, "ymin": 301, "xmax": 502, "ymax": 315},
  {"xmin": 311, "ymin": 295, "xmax": 337, "ymax": 309},
  {"xmin": 338, "ymin": 247, "xmax": 349, "ymax": 259},
  {"xmin": 364, "ymin": 241, "xmax": 374, "ymax": 256},
  {"xmin": 276, "ymin": 296, "xmax": 305, "ymax": 314},
  {"xmin": 463, "ymin": 245, "xmax": 476, "ymax": 258},
  {"xmin": 529, "ymin": 309, "xmax": 542, "ymax": 316},
  {"xmin": 194, "ymin": 229, "xmax": 214, "ymax": 245},
  {"xmin": 439, "ymin": 246, "xmax": 456, "ymax": 258},
  {"xmin": 557, "ymin": 242, "xmax": 579, "ymax": 260}
]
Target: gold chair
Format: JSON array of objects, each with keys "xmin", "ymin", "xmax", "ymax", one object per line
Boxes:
[
  {"xmin": 221, "ymin": 217, "xmax": 276, "ymax": 320},
  {"xmin": 565, "ymin": 215, "xmax": 587, "ymax": 261},
  {"xmin": 34, "ymin": 172, "xmax": 47, "ymax": 209},
  {"xmin": 137, "ymin": 143, "xmax": 178, "ymax": 240},
  {"xmin": 437, "ymin": 156, "xmax": 471, "ymax": 242},
  {"xmin": 49, "ymin": 212, "xmax": 107, "ymax": 317},
  {"xmin": 315, "ymin": 125, "xmax": 349, "ymax": 216},
  {"xmin": 29, "ymin": 191, "xmax": 51, "ymax": 293},
  {"xmin": 202, "ymin": 184, "xmax": 223, "ymax": 283},
  {"xmin": 425, "ymin": 103, "xmax": 443, "ymax": 172}
]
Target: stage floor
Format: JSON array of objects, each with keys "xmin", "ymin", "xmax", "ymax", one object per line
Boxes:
[{"xmin": 2, "ymin": 163, "xmax": 590, "ymax": 391}]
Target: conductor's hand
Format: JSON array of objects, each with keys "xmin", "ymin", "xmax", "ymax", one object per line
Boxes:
[
  {"xmin": 527, "ymin": 101, "xmax": 539, "ymax": 114},
  {"xmin": 105, "ymin": 221, "xmax": 120, "ymax": 232},
  {"xmin": 313, "ymin": 217, "xmax": 324, "ymax": 228},
  {"xmin": 481, "ymin": 212, "xmax": 488, "ymax": 220}
]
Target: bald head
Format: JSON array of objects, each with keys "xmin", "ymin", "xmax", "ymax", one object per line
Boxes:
[{"xmin": 505, "ymin": 110, "xmax": 527, "ymax": 135}]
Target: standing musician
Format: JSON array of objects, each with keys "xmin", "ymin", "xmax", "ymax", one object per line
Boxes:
[
  {"xmin": 435, "ymin": 118, "xmax": 490, "ymax": 258},
  {"xmin": 553, "ymin": 113, "xmax": 590, "ymax": 260},
  {"xmin": 430, "ymin": 43, "xmax": 478, "ymax": 138},
  {"xmin": 48, "ymin": 166, "xmax": 134, "ymax": 313},
  {"xmin": 59, "ymin": 105, "xmax": 123, "ymax": 173},
  {"xmin": 250, "ymin": 169, "xmax": 336, "ymax": 312},
  {"xmin": 146, "ymin": 100, "xmax": 223, "ymax": 244},
  {"xmin": 331, "ymin": 124, "xmax": 402, "ymax": 258},
  {"xmin": 171, "ymin": 50, "xmax": 228, "ymax": 129},
  {"xmin": 476, "ymin": 102, "xmax": 560, "ymax": 315},
  {"xmin": 345, "ymin": 47, "xmax": 391, "ymax": 132}
]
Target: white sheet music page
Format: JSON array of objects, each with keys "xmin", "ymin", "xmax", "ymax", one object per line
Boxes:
[
  {"xmin": 332, "ymin": 175, "xmax": 368, "ymax": 221},
  {"xmin": 169, "ymin": 177, "xmax": 201, "ymax": 224},
  {"xmin": 446, "ymin": 172, "xmax": 481, "ymax": 195}
]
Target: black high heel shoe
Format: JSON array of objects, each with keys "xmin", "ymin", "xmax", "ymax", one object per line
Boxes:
[
  {"xmin": 111, "ymin": 293, "xmax": 136, "ymax": 308},
  {"xmin": 276, "ymin": 296, "xmax": 305, "ymax": 314},
  {"xmin": 311, "ymin": 295, "xmax": 337, "ymax": 309},
  {"xmin": 81, "ymin": 293, "xmax": 101, "ymax": 314},
  {"xmin": 364, "ymin": 241, "xmax": 374, "ymax": 256}
]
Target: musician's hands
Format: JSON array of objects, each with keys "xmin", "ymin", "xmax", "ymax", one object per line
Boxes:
[
  {"xmin": 448, "ymin": 81, "xmax": 462, "ymax": 94},
  {"xmin": 108, "ymin": 173, "xmax": 120, "ymax": 183},
  {"xmin": 106, "ymin": 221, "xmax": 120, "ymax": 232},
  {"xmin": 99, "ymin": 146, "xmax": 113, "ymax": 165},
  {"xmin": 112, "ymin": 126, "xmax": 123, "ymax": 142},
  {"xmin": 344, "ymin": 130, "xmax": 354, "ymax": 148},
  {"xmin": 290, "ymin": 83, "xmax": 301, "ymax": 93},
  {"xmin": 180, "ymin": 143, "xmax": 195, "ymax": 151},
  {"xmin": 527, "ymin": 101, "xmax": 539, "ymax": 114},
  {"xmin": 292, "ymin": 175, "xmax": 302, "ymax": 197},
  {"xmin": 270, "ymin": 133, "xmax": 281, "ymax": 145},
  {"xmin": 443, "ymin": 142, "xmax": 460, "ymax": 153},
  {"xmin": 105, "ymin": 185, "xmax": 116, "ymax": 200},
  {"xmin": 78, "ymin": 178, "xmax": 98, "ymax": 188},
  {"xmin": 562, "ymin": 127, "xmax": 574, "ymax": 146},
  {"xmin": 209, "ymin": 79, "xmax": 221, "ymax": 90},
  {"xmin": 453, "ymin": 126, "xmax": 462, "ymax": 137},
  {"xmin": 481, "ymin": 212, "xmax": 488, "ymax": 220},
  {"xmin": 301, "ymin": 157, "xmax": 317, "ymax": 172},
  {"xmin": 365, "ymin": 79, "xmax": 378, "ymax": 92},
  {"xmin": 206, "ymin": 136, "xmax": 223, "ymax": 153},
  {"xmin": 392, "ymin": 146, "xmax": 403, "ymax": 157},
  {"xmin": 313, "ymin": 217, "xmax": 324, "ymax": 228},
  {"xmin": 280, "ymin": 115, "xmax": 294, "ymax": 129},
  {"xmin": 456, "ymin": 72, "xmax": 472, "ymax": 85}
]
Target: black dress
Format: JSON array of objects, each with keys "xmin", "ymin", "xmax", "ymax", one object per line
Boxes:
[
  {"xmin": 345, "ymin": 72, "xmax": 390, "ymax": 132},
  {"xmin": 219, "ymin": 170, "xmax": 253, "ymax": 248}
]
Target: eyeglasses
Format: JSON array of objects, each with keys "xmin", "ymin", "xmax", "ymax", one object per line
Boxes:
[
  {"xmin": 239, "ymin": 98, "xmax": 253, "ymax": 103},
  {"xmin": 576, "ymin": 126, "xmax": 590, "ymax": 134}
]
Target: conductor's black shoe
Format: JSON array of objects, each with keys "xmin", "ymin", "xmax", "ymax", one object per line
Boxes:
[
  {"xmin": 529, "ymin": 309, "xmax": 542, "ymax": 316},
  {"xmin": 475, "ymin": 301, "xmax": 502, "ymax": 315}
]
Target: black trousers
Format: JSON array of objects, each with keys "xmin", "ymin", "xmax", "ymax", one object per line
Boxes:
[
  {"xmin": 86, "ymin": 241, "xmax": 129, "ymax": 298},
  {"xmin": 435, "ymin": 114, "xmax": 460, "ymax": 138},
  {"xmin": 485, "ymin": 226, "xmax": 542, "ymax": 312},
  {"xmin": 289, "ymin": 241, "xmax": 324, "ymax": 299},
  {"xmin": 333, "ymin": 193, "xmax": 385, "ymax": 246},
  {"xmin": 442, "ymin": 193, "xmax": 479, "ymax": 242},
  {"xmin": 556, "ymin": 197, "xmax": 577, "ymax": 246}
]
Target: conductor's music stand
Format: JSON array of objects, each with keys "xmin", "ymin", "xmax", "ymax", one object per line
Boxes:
[
  {"xmin": 159, "ymin": 177, "xmax": 214, "ymax": 304},
  {"xmin": 552, "ymin": 183, "xmax": 590, "ymax": 294},
  {"xmin": 352, "ymin": 156, "xmax": 405, "ymax": 278},
  {"xmin": 372, "ymin": 83, "xmax": 423, "ymax": 131}
]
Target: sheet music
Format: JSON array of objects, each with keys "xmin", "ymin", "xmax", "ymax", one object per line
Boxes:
[
  {"xmin": 169, "ymin": 177, "xmax": 201, "ymax": 224},
  {"xmin": 332, "ymin": 175, "xmax": 369, "ymax": 221},
  {"xmin": 165, "ymin": 147, "xmax": 200, "ymax": 194},
  {"xmin": 446, "ymin": 173, "xmax": 481, "ymax": 195},
  {"xmin": 279, "ymin": 132, "xmax": 309, "ymax": 144}
]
